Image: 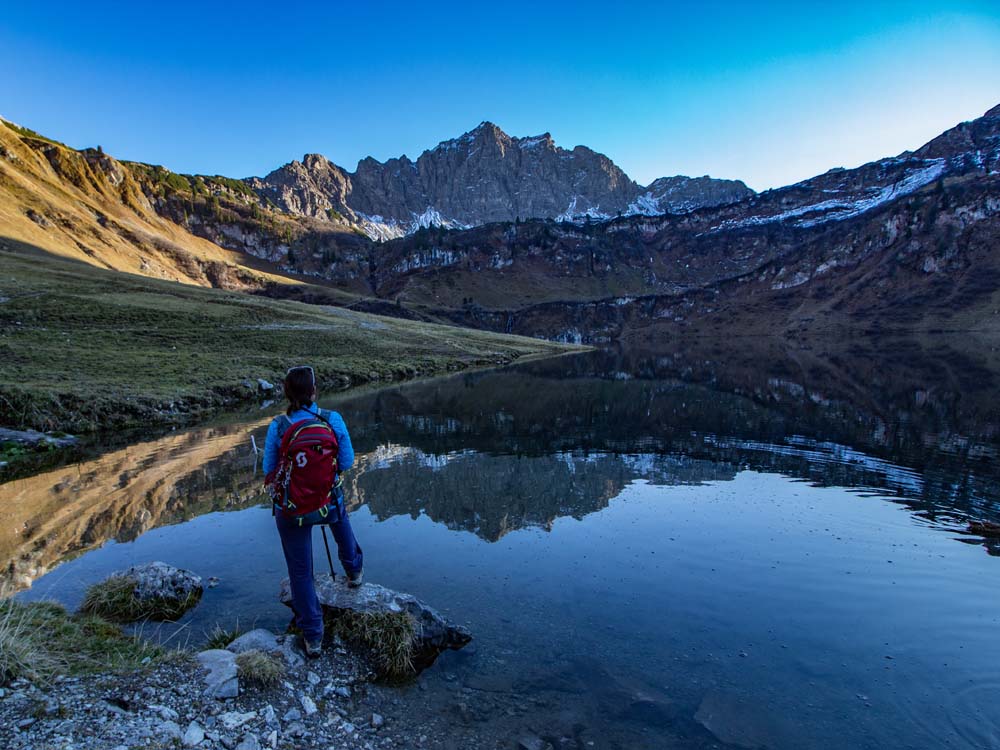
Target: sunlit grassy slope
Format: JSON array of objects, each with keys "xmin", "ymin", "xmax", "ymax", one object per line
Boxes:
[{"xmin": 0, "ymin": 248, "xmax": 574, "ymax": 432}]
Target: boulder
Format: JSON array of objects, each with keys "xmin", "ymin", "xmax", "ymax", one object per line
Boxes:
[
  {"xmin": 117, "ymin": 561, "xmax": 203, "ymax": 614},
  {"xmin": 196, "ymin": 649, "xmax": 239, "ymax": 699},
  {"xmin": 278, "ymin": 576, "xmax": 471, "ymax": 672},
  {"xmin": 226, "ymin": 629, "xmax": 280, "ymax": 655}
]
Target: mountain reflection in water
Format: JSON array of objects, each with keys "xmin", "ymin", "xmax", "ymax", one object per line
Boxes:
[{"xmin": 4, "ymin": 335, "xmax": 1000, "ymax": 593}]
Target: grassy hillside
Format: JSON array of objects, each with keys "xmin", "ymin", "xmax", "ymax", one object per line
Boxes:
[
  {"xmin": 0, "ymin": 248, "xmax": 574, "ymax": 432},
  {"xmin": 0, "ymin": 118, "xmax": 368, "ymax": 299}
]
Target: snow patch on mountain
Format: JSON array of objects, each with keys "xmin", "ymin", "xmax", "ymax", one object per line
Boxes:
[
  {"xmin": 713, "ymin": 159, "xmax": 947, "ymax": 232},
  {"xmin": 555, "ymin": 196, "xmax": 612, "ymax": 223},
  {"xmin": 358, "ymin": 207, "xmax": 470, "ymax": 241}
]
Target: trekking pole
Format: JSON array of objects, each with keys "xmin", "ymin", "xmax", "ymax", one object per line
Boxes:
[{"xmin": 320, "ymin": 526, "xmax": 335, "ymax": 580}]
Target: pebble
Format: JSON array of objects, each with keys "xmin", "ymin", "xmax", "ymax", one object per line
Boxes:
[
  {"xmin": 372, "ymin": 712, "xmax": 384, "ymax": 729},
  {"xmin": 219, "ymin": 710, "xmax": 257, "ymax": 731},
  {"xmin": 160, "ymin": 719, "xmax": 183, "ymax": 740},
  {"xmin": 283, "ymin": 707, "xmax": 302, "ymax": 722},
  {"xmin": 262, "ymin": 703, "xmax": 277, "ymax": 726},
  {"xmin": 300, "ymin": 693, "xmax": 318, "ymax": 716},
  {"xmin": 236, "ymin": 734, "xmax": 261, "ymax": 750},
  {"xmin": 306, "ymin": 670, "xmax": 321, "ymax": 686},
  {"xmin": 151, "ymin": 704, "xmax": 179, "ymax": 722}
]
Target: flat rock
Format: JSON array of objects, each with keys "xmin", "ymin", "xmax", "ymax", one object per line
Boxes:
[
  {"xmin": 279, "ymin": 575, "xmax": 471, "ymax": 671},
  {"xmin": 226, "ymin": 629, "xmax": 280, "ymax": 654},
  {"xmin": 196, "ymin": 649, "xmax": 239, "ymax": 699},
  {"xmin": 277, "ymin": 636, "xmax": 306, "ymax": 668},
  {"xmin": 219, "ymin": 710, "xmax": 258, "ymax": 731},
  {"xmin": 183, "ymin": 721, "xmax": 205, "ymax": 747}
]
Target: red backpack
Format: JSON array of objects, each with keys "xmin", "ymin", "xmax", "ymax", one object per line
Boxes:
[{"xmin": 265, "ymin": 412, "xmax": 339, "ymax": 519}]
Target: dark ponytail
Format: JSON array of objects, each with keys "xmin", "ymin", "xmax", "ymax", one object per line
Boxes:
[{"xmin": 284, "ymin": 366, "xmax": 316, "ymax": 415}]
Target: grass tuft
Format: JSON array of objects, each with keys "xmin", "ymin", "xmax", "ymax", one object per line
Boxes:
[
  {"xmin": 235, "ymin": 649, "xmax": 285, "ymax": 687},
  {"xmin": 325, "ymin": 610, "xmax": 416, "ymax": 680},
  {"xmin": 0, "ymin": 599, "xmax": 161, "ymax": 684},
  {"xmin": 204, "ymin": 621, "xmax": 245, "ymax": 650},
  {"xmin": 79, "ymin": 575, "xmax": 201, "ymax": 622}
]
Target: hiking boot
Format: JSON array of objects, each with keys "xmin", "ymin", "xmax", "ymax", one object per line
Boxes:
[
  {"xmin": 347, "ymin": 569, "xmax": 364, "ymax": 588},
  {"xmin": 304, "ymin": 638, "xmax": 323, "ymax": 659}
]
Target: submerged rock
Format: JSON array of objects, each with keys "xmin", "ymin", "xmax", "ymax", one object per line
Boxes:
[{"xmin": 278, "ymin": 576, "xmax": 472, "ymax": 672}]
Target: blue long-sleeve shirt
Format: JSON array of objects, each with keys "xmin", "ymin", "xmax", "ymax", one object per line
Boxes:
[{"xmin": 262, "ymin": 404, "xmax": 354, "ymax": 475}]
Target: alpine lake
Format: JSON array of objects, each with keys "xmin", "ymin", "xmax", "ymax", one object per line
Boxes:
[{"xmin": 3, "ymin": 335, "xmax": 1000, "ymax": 750}]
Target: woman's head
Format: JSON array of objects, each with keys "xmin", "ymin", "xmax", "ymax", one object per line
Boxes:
[{"xmin": 284, "ymin": 365, "xmax": 317, "ymax": 415}]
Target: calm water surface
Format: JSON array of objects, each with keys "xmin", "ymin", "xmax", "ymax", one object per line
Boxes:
[{"xmin": 4, "ymin": 337, "xmax": 1000, "ymax": 749}]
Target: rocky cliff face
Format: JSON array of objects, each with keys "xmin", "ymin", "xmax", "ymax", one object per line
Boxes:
[
  {"xmin": 628, "ymin": 175, "xmax": 754, "ymax": 215},
  {"xmin": 246, "ymin": 153, "xmax": 354, "ymax": 221},
  {"xmin": 249, "ymin": 122, "xmax": 754, "ymax": 239}
]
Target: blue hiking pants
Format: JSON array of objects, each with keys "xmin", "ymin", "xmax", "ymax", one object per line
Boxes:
[{"xmin": 275, "ymin": 493, "xmax": 363, "ymax": 644}]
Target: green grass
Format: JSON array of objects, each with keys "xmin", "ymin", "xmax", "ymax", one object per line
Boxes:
[
  {"xmin": 0, "ymin": 600, "xmax": 162, "ymax": 683},
  {"xmin": 79, "ymin": 575, "xmax": 202, "ymax": 622},
  {"xmin": 204, "ymin": 621, "xmax": 245, "ymax": 650},
  {"xmin": 324, "ymin": 609, "xmax": 416, "ymax": 681},
  {"xmin": 0, "ymin": 248, "xmax": 575, "ymax": 432},
  {"xmin": 235, "ymin": 649, "xmax": 285, "ymax": 687}
]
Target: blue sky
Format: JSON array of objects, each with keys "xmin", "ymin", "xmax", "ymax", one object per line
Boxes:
[{"xmin": 1, "ymin": 1, "xmax": 998, "ymax": 190}]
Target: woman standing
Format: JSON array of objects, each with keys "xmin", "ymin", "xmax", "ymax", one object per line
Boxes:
[{"xmin": 263, "ymin": 365, "xmax": 363, "ymax": 657}]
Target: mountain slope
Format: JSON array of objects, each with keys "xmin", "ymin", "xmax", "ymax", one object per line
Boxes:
[
  {"xmin": 2, "ymin": 106, "xmax": 998, "ymax": 345},
  {"xmin": 366, "ymin": 104, "xmax": 1000, "ymax": 338}
]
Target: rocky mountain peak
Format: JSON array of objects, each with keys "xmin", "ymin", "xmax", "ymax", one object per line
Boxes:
[{"xmin": 249, "ymin": 123, "xmax": 759, "ymax": 238}]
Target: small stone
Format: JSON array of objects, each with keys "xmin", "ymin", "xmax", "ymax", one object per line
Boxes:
[
  {"xmin": 333, "ymin": 685, "xmax": 351, "ymax": 699},
  {"xmin": 183, "ymin": 721, "xmax": 206, "ymax": 747},
  {"xmin": 16, "ymin": 717, "xmax": 36, "ymax": 730},
  {"xmin": 278, "ymin": 638, "xmax": 306, "ymax": 668},
  {"xmin": 341, "ymin": 721, "xmax": 356, "ymax": 734},
  {"xmin": 306, "ymin": 671, "xmax": 321, "ymax": 686},
  {"xmin": 286, "ymin": 721, "xmax": 307, "ymax": 738},
  {"xmin": 283, "ymin": 707, "xmax": 302, "ymax": 723},
  {"xmin": 261, "ymin": 704, "xmax": 277, "ymax": 726},
  {"xmin": 300, "ymin": 694, "xmax": 318, "ymax": 716},
  {"xmin": 236, "ymin": 734, "xmax": 261, "ymax": 750},
  {"xmin": 267, "ymin": 729, "xmax": 278, "ymax": 748},
  {"xmin": 160, "ymin": 720, "xmax": 183, "ymax": 740},
  {"xmin": 219, "ymin": 711, "xmax": 257, "ymax": 731},
  {"xmin": 371, "ymin": 713, "xmax": 384, "ymax": 729},
  {"xmin": 257, "ymin": 378, "xmax": 274, "ymax": 391}
]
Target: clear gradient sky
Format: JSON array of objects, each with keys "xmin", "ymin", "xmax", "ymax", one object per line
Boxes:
[{"xmin": 2, "ymin": 1, "xmax": 998, "ymax": 191}]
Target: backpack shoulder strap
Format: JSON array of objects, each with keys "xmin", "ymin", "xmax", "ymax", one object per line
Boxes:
[{"xmin": 274, "ymin": 414, "xmax": 293, "ymax": 437}]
